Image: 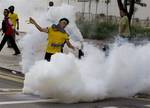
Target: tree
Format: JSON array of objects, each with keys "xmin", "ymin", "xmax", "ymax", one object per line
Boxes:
[
  {"xmin": 105, "ymin": 0, "xmax": 111, "ymax": 23},
  {"xmin": 95, "ymin": 0, "xmax": 99, "ymax": 15},
  {"xmin": 88, "ymin": 0, "xmax": 92, "ymax": 20},
  {"xmin": 82, "ymin": 0, "xmax": 86, "ymax": 17},
  {"xmin": 117, "ymin": 0, "xmax": 146, "ymax": 24}
]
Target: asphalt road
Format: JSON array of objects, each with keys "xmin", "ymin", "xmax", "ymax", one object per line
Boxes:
[
  {"xmin": 0, "ymin": 78, "xmax": 22, "ymax": 88},
  {"xmin": 0, "ymin": 94, "xmax": 150, "ymax": 108},
  {"xmin": 0, "ymin": 74, "xmax": 150, "ymax": 108}
]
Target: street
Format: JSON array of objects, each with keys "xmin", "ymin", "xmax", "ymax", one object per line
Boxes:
[{"xmin": 0, "ymin": 70, "xmax": 150, "ymax": 108}]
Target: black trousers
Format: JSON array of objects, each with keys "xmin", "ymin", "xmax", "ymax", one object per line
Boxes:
[
  {"xmin": 44, "ymin": 52, "xmax": 54, "ymax": 62},
  {"xmin": 7, "ymin": 29, "xmax": 16, "ymax": 47},
  {"xmin": 0, "ymin": 35, "xmax": 20, "ymax": 54}
]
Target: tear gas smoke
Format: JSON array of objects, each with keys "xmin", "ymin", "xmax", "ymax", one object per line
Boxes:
[{"xmin": 1, "ymin": 0, "xmax": 150, "ymax": 103}]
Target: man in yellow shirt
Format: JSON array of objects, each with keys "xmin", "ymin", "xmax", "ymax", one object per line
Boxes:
[
  {"xmin": 29, "ymin": 17, "xmax": 75, "ymax": 61},
  {"xmin": 7, "ymin": 5, "xmax": 19, "ymax": 48},
  {"xmin": 119, "ymin": 10, "xmax": 130, "ymax": 38}
]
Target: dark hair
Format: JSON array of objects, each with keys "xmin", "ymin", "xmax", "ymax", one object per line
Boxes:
[
  {"xmin": 4, "ymin": 9, "xmax": 9, "ymax": 13},
  {"xmin": 8, "ymin": 5, "xmax": 15, "ymax": 11},
  {"xmin": 59, "ymin": 18, "xmax": 69, "ymax": 25},
  {"xmin": 49, "ymin": 1, "xmax": 54, "ymax": 7}
]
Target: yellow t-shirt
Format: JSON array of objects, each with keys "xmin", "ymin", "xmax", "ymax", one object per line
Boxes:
[
  {"xmin": 46, "ymin": 27, "xmax": 69, "ymax": 54},
  {"xmin": 119, "ymin": 16, "xmax": 130, "ymax": 37},
  {"xmin": 9, "ymin": 13, "xmax": 18, "ymax": 28}
]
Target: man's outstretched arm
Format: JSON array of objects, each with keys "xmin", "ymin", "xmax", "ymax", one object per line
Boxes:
[{"xmin": 29, "ymin": 17, "xmax": 48, "ymax": 33}]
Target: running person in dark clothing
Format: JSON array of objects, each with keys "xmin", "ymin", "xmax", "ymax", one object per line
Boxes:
[{"xmin": 0, "ymin": 9, "xmax": 20, "ymax": 55}]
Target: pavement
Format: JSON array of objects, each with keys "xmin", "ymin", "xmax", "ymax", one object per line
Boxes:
[{"xmin": 0, "ymin": 34, "xmax": 23, "ymax": 73}]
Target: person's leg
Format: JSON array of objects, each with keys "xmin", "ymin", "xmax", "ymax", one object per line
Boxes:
[
  {"xmin": 12, "ymin": 29, "xmax": 16, "ymax": 42},
  {"xmin": 7, "ymin": 38, "xmax": 12, "ymax": 48},
  {"xmin": 8, "ymin": 36, "xmax": 20, "ymax": 55},
  {"xmin": 0, "ymin": 36, "xmax": 8, "ymax": 51},
  {"xmin": 44, "ymin": 52, "xmax": 53, "ymax": 61},
  {"xmin": 78, "ymin": 49, "xmax": 84, "ymax": 59},
  {"xmin": 7, "ymin": 30, "xmax": 16, "ymax": 48}
]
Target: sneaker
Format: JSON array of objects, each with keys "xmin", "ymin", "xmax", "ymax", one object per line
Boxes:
[
  {"xmin": 13, "ymin": 52, "xmax": 21, "ymax": 55},
  {"xmin": 7, "ymin": 46, "xmax": 12, "ymax": 48}
]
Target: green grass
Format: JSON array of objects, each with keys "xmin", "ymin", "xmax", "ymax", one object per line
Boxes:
[
  {"xmin": 77, "ymin": 21, "xmax": 150, "ymax": 40},
  {"xmin": 131, "ymin": 26, "xmax": 150, "ymax": 38}
]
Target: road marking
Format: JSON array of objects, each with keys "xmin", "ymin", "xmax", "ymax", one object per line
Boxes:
[
  {"xmin": 0, "ymin": 74, "xmax": 23, "ymax": 83},
  {"xmin": 123, "ymin": 97, "xmax": 150, "ymax": 102},
  {"xmin": 0, "ymin": 88, "xmax": 22, "ymax": 92},
  {"xmin": 0, "ymin": 99, "xmax": 58, "ymax": 105},
  {"xmin": 0, "ymin": 92, "xmax": 22, "ymax": 95},
  {"xmin": 103, "ymin": 106, "xmax": 118, "ymax": 108},
  {"xmin": 145, "ymin": 105, "xmax": 150, "ymax": 107},
  {"xmin": 0, "ymin": 71, "xmax": 24, "ymax": 80},
  {"xmin": 133, "ymin": 97, "xmax": 150, "ymax": 101}
]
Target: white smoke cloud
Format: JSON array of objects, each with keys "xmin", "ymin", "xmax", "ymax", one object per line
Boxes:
[
  {"xmin": 23, "ymin": 42, "xmax": 150, "ymax": 103},
  {"xmin": 1, "ymin": 0, "xmax": 150, "ymax": 103}
]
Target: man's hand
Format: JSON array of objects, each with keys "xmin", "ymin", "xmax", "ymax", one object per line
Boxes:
[
  {"xmin": 28, "ymin": 17, "xmax": 48, "ymax": 33},
  {"xmin": 17, "ymin": 26, "xmax": 19, "ymax": 30},
  {"xmin": 15, "ymin": 30, "xmax": 19, "ymax": 35},
  {"xmin": 29, "ymin": 17, "xmax": 36, "ymax": 24}
]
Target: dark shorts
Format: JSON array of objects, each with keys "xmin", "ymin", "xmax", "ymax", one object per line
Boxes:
[{"xmin": 44, "ymin": 52, "xmax": 54, "ymax": 62}]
